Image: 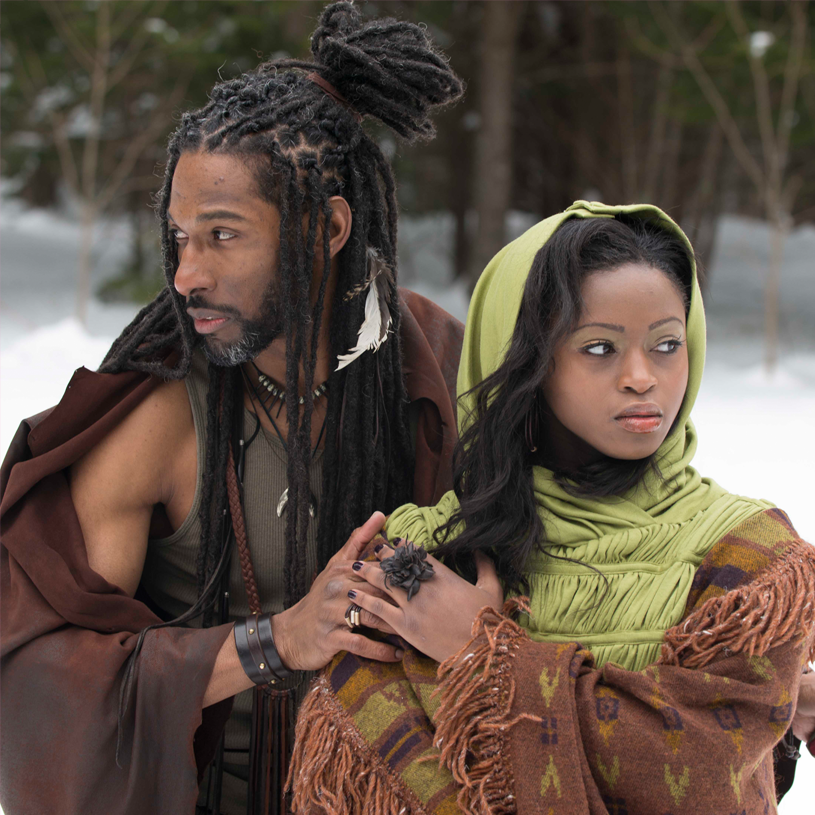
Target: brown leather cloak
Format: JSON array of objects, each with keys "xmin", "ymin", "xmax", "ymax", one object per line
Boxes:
[{"xmin": 0, "ymin": 289, "xmax": 462, "ymax": 815}]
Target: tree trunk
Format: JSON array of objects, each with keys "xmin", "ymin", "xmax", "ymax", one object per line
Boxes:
[
  {"xmin": 642, "ymin": 65, "xmax": 673, "ymax": 203},
  {"xmin": 683, "ymin": 122, "xmax": 724, "ymax": 290},
  {"xmin": 616, "ymin": 43, "xmax": 637, "ymax": 201},
  {"xmin": 467, "ymin": 1, "xmax": 524, "ymax": 288},
  {"xmin": 764, "ymin": 207, "xmax": 789, "ymax": 374},
  {"xmin": 660, "ymin": 118, "xmax": 684, "ymax": 211},
  {"xmin": 76, "ymin": 202, "xmax": 96, "ymax": 326}
]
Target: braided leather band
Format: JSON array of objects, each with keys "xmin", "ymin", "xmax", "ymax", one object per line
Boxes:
[{"xmin": 234, "ymin": 613, "xmax": 294, "ymax": 686}]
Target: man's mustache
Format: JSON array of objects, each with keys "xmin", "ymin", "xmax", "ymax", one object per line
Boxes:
[{"xmin": 185, "ymin": 295, "xmax": 243, "ymax": 319}]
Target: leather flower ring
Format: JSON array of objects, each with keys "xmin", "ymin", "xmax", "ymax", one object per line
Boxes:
[{"xmin": 381, "ymin": 541, "xmax": 435, "ymax": 601}]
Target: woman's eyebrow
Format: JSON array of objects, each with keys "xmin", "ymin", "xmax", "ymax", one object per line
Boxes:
[
  {"xmin": 575, "ymin": 322, "xmax": 625, "ymax": 332},
  {"xmin": 649, "ymin": 316, "xmax": 683, "ymax": 330},
  {"xmin": 574, "ymin": 317, "xmax": 684, "ymax": 334}
]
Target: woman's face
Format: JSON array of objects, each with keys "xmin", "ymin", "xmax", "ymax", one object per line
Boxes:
[{"xmin": 542, "ymin": 262, "xmax": 689, "ymax": 462}]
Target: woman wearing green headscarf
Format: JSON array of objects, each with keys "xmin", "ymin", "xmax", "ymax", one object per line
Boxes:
[{"xmin": 289, "ymin": 202, "xmax": 815, "ymax": 814}]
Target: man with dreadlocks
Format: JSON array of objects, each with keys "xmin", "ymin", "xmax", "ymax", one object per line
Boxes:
[{"xmin": 0, "ymin": 4, "xmax": 464, "ymax": 813}]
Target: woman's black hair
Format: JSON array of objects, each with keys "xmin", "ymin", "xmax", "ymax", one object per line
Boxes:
[
  {"xmin": 100, "ymin": 1, "xmax": 463, "ymax": 617},
  {"xmin": 433, "ymin": 214, "xmax": 693, "ymax": 591}
]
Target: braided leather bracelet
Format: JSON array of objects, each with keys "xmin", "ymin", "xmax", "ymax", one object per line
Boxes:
[{"xmin": 234, "ymin": 613, "xmax": 294, "ymax": 686}]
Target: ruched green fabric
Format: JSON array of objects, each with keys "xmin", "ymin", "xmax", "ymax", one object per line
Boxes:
[{"xmin": 386, "ymin": 201, "xmax": 773, "ymax": 672}]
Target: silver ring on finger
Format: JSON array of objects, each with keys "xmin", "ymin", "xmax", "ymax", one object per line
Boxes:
[{"xmin": 345, "ymin": 603, "xmax": 362, "ymax": 629}]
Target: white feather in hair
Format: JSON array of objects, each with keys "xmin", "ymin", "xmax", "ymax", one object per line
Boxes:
[{"xmin": 336, "ymin": 248, "xmax": 393, "ymax": 371}]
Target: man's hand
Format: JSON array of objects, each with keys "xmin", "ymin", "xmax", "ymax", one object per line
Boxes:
[
  {"xmin": 270, "ymin": 512, "xmax": 403, "ymax": 672},
  {"xmin": 792, "ymin": 668, "xmax": 815, "ymax": 744}
]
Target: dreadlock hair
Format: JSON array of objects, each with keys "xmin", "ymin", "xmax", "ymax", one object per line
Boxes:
[
  {"xmin": 100, "ymin": 1, "xmax": 463, "ymax": 618},
  {"xmin": 432, "ymin": 215, "xmax": 694, "ymax": 593}
]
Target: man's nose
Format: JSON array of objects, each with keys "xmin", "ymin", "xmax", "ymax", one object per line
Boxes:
[
  {"xmin": 618, "ymin": 350, "xmax": 658, "ymax": 394},
  {"xmin": 173, "ymin": 244, "xmax": 215, "ymax": 298}
]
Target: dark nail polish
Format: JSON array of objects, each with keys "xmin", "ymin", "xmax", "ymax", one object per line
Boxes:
[
  {"xmin": 374, "ymin": 543, "xmax": 383, "ymax": 554},
  {"xmin": 393, "ymin": 537, "xmax": 402, "ymax": 547},
  {"xmin": 352, "ymin": 561, "xmax": 363, "ymax": 572},
  {"xmin": 348, "ymin": 589, "xmax": 357, "ymax": 599}
]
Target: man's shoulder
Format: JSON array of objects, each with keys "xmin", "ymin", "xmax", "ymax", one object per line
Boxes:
[
  {"xmin": 399, "ymin": 287, "xmax": 464, "ymax": 340},
  {"xmin": 398, "ymin": 287, "xmax": 464, "ymax": 375}
]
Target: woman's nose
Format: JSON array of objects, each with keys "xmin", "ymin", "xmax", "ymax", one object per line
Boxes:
[{"xmin": 618, "ymin": 350, "xmax": 658, "ymax": 394}]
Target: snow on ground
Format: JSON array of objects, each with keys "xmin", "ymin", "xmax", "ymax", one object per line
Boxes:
[{"xmin": 1, "ymin": 201, "xmax": 814, "ymax": 808}]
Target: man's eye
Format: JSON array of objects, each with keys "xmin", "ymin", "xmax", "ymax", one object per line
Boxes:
[
  {"xmin": 170, "ymin": 228, "xmax": 188, "ymax": 241},
  {"xmin": 213, "ymin": 230, "xmax": 236, "ymax": 241},
  {"xmin": 583, "ymin": 342, "xmax": 614, "ymax": 356}
]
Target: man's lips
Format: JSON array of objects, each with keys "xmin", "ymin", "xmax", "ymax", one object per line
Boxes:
[
  {"xmin": 614, "ymin": 403, "xmax": 663, "ymax": 434},
  {"xmin": 187, "ymin": 308, "xmax": 231, "ymax": 335}
]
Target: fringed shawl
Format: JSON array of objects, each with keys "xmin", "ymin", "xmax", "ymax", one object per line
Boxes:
[{"xmin": 289, "ymin": 508, "xmax": 815, "ymax": 814}]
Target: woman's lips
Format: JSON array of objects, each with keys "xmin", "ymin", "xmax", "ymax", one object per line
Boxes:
[
  {"xmin": 614, "ymin": 404, "xmax": 663, "ymax": 433},
  {"xmin": 615, "ymin": 415, "xmax": 663, "ymax": 433},
  {"xmin": 193, "ymin": 316, "xmax": 230, "ymax": 335}
]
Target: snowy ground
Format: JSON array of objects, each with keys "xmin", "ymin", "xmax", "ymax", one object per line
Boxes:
[{"xmin": 1, "ymin": 201, "xmax": 814, "ymax": 809}]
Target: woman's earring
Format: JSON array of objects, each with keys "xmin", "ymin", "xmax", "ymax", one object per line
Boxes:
[{"xmin": 525, "ymin": 404, "xmax": 538, "ymax": 453}]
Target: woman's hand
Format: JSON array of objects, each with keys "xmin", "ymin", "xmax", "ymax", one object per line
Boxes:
[
  {"xmin": 792, "ymin": 668, "xmax": 815, "ymax": 744},
  {"xmin": 347, "ymin": 541, "xmax": 504, "ymax": 663}
]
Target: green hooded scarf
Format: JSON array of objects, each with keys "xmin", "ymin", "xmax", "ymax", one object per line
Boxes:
[{"xmin": 387, "ymin": 201, "xmax": 772, "ymax": 671}]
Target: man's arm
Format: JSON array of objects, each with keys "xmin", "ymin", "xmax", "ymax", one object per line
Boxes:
[
  {"xmin": 69, "ymin": 377, "xmax": 401, "ymax": 709},
  {"xmin": 70, "ymin": 377, "xmax": 196, "ymax": 597}
]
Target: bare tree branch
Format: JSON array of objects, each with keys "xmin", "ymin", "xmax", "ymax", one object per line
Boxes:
[
  {"xmin": 110, "ymin": 0, "xmax": 151, "ymax": 43},
  {"xmin": 725, "ymin": 2, "xmax": 777, "ymax": 193},
  {"xmin": 40, "ymin": 1, "xmax": 96, "ymax": 74},
  {"xmin": 97, "ymin": 75, "xmax": 190, "ymax": 211},
  {"xmin": 776, "ymin": 1, "xmax": 809, "ymax": 184},
  {"xmin": 691, "ymin": 13, "xmax": 727, "ymax": 53},
  {"xmin": 649, "ymin": 1, "xmax": 765, "ymax": 191},
  {"xmin": 108, "ymin": 1, "xmax": 169, "ymax": 91},
  {"xmin": 15, "ymin": 41, "xmax": 83, "ymax": 197},
  {"xmin": 623, "ymin": 18, "xmax": 679, "ymax": 69}
]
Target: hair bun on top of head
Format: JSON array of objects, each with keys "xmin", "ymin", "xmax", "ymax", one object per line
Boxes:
[{"xmin": 309, "ymin": 1, "xmax": 464, "ymax": 142}]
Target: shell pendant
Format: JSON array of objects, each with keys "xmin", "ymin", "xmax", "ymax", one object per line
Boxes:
[{"xmin": 276, "ymin": 487, "xmax": 317, "ymax": 519}]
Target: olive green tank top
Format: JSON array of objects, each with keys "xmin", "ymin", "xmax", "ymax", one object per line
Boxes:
[{"xmin": 141, "ymin": 350, "xmax": 322, "ymax": 814}]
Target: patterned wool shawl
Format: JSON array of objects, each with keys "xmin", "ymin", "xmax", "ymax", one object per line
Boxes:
[{"xmin": 289, "ymin": 509, "xmax": 815, "ymax": 814}]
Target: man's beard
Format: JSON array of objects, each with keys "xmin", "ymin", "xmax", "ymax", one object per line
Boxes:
[{"xmin": 187, "ymin": 281, "xmax": 283, "ymax": 367}]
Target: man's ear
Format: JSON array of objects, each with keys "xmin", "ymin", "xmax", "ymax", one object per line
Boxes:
[{"xmin": 327, "ymin": 196, "xmax": 352, "ymax": 258}]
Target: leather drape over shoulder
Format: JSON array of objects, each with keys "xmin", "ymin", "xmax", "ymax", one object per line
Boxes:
[{"xmin": 0, "ymin": 289, "xmax": 462, "ymax": 815}]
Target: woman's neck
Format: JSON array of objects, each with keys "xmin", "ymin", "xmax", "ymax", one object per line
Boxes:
[{"xmin": 537, "ymin": 401, "xmax": 605, "ymax": 473}]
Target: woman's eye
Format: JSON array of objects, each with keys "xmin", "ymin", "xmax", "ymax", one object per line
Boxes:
[
  {"xmin": 583, "ymin": 342, "xmax": 614, "ymax": 356},
  {"xmin": 655, "ymin": 339, "xmax": 684, "ymax": 354}
]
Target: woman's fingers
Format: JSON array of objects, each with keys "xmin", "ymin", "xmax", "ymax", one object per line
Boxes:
[
  {"xmin": 344, "ymin": 585, "xmax": 398, "ymax": 633},
  {"xmin": 350, "ymin": 558, "xmax": 391, "ymax": 594},
  {"xmin": 474, "ymin": 550, "xmax": 503, "ymax": 605},
  {"xmin": 349, "ymin": 586, "xmax": 402, "ymax": 630}
]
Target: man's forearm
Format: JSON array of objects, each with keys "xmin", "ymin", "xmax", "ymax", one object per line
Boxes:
[{"xmin": 202, "ymin": 629, "xmax": 255, "ymax": 708}]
